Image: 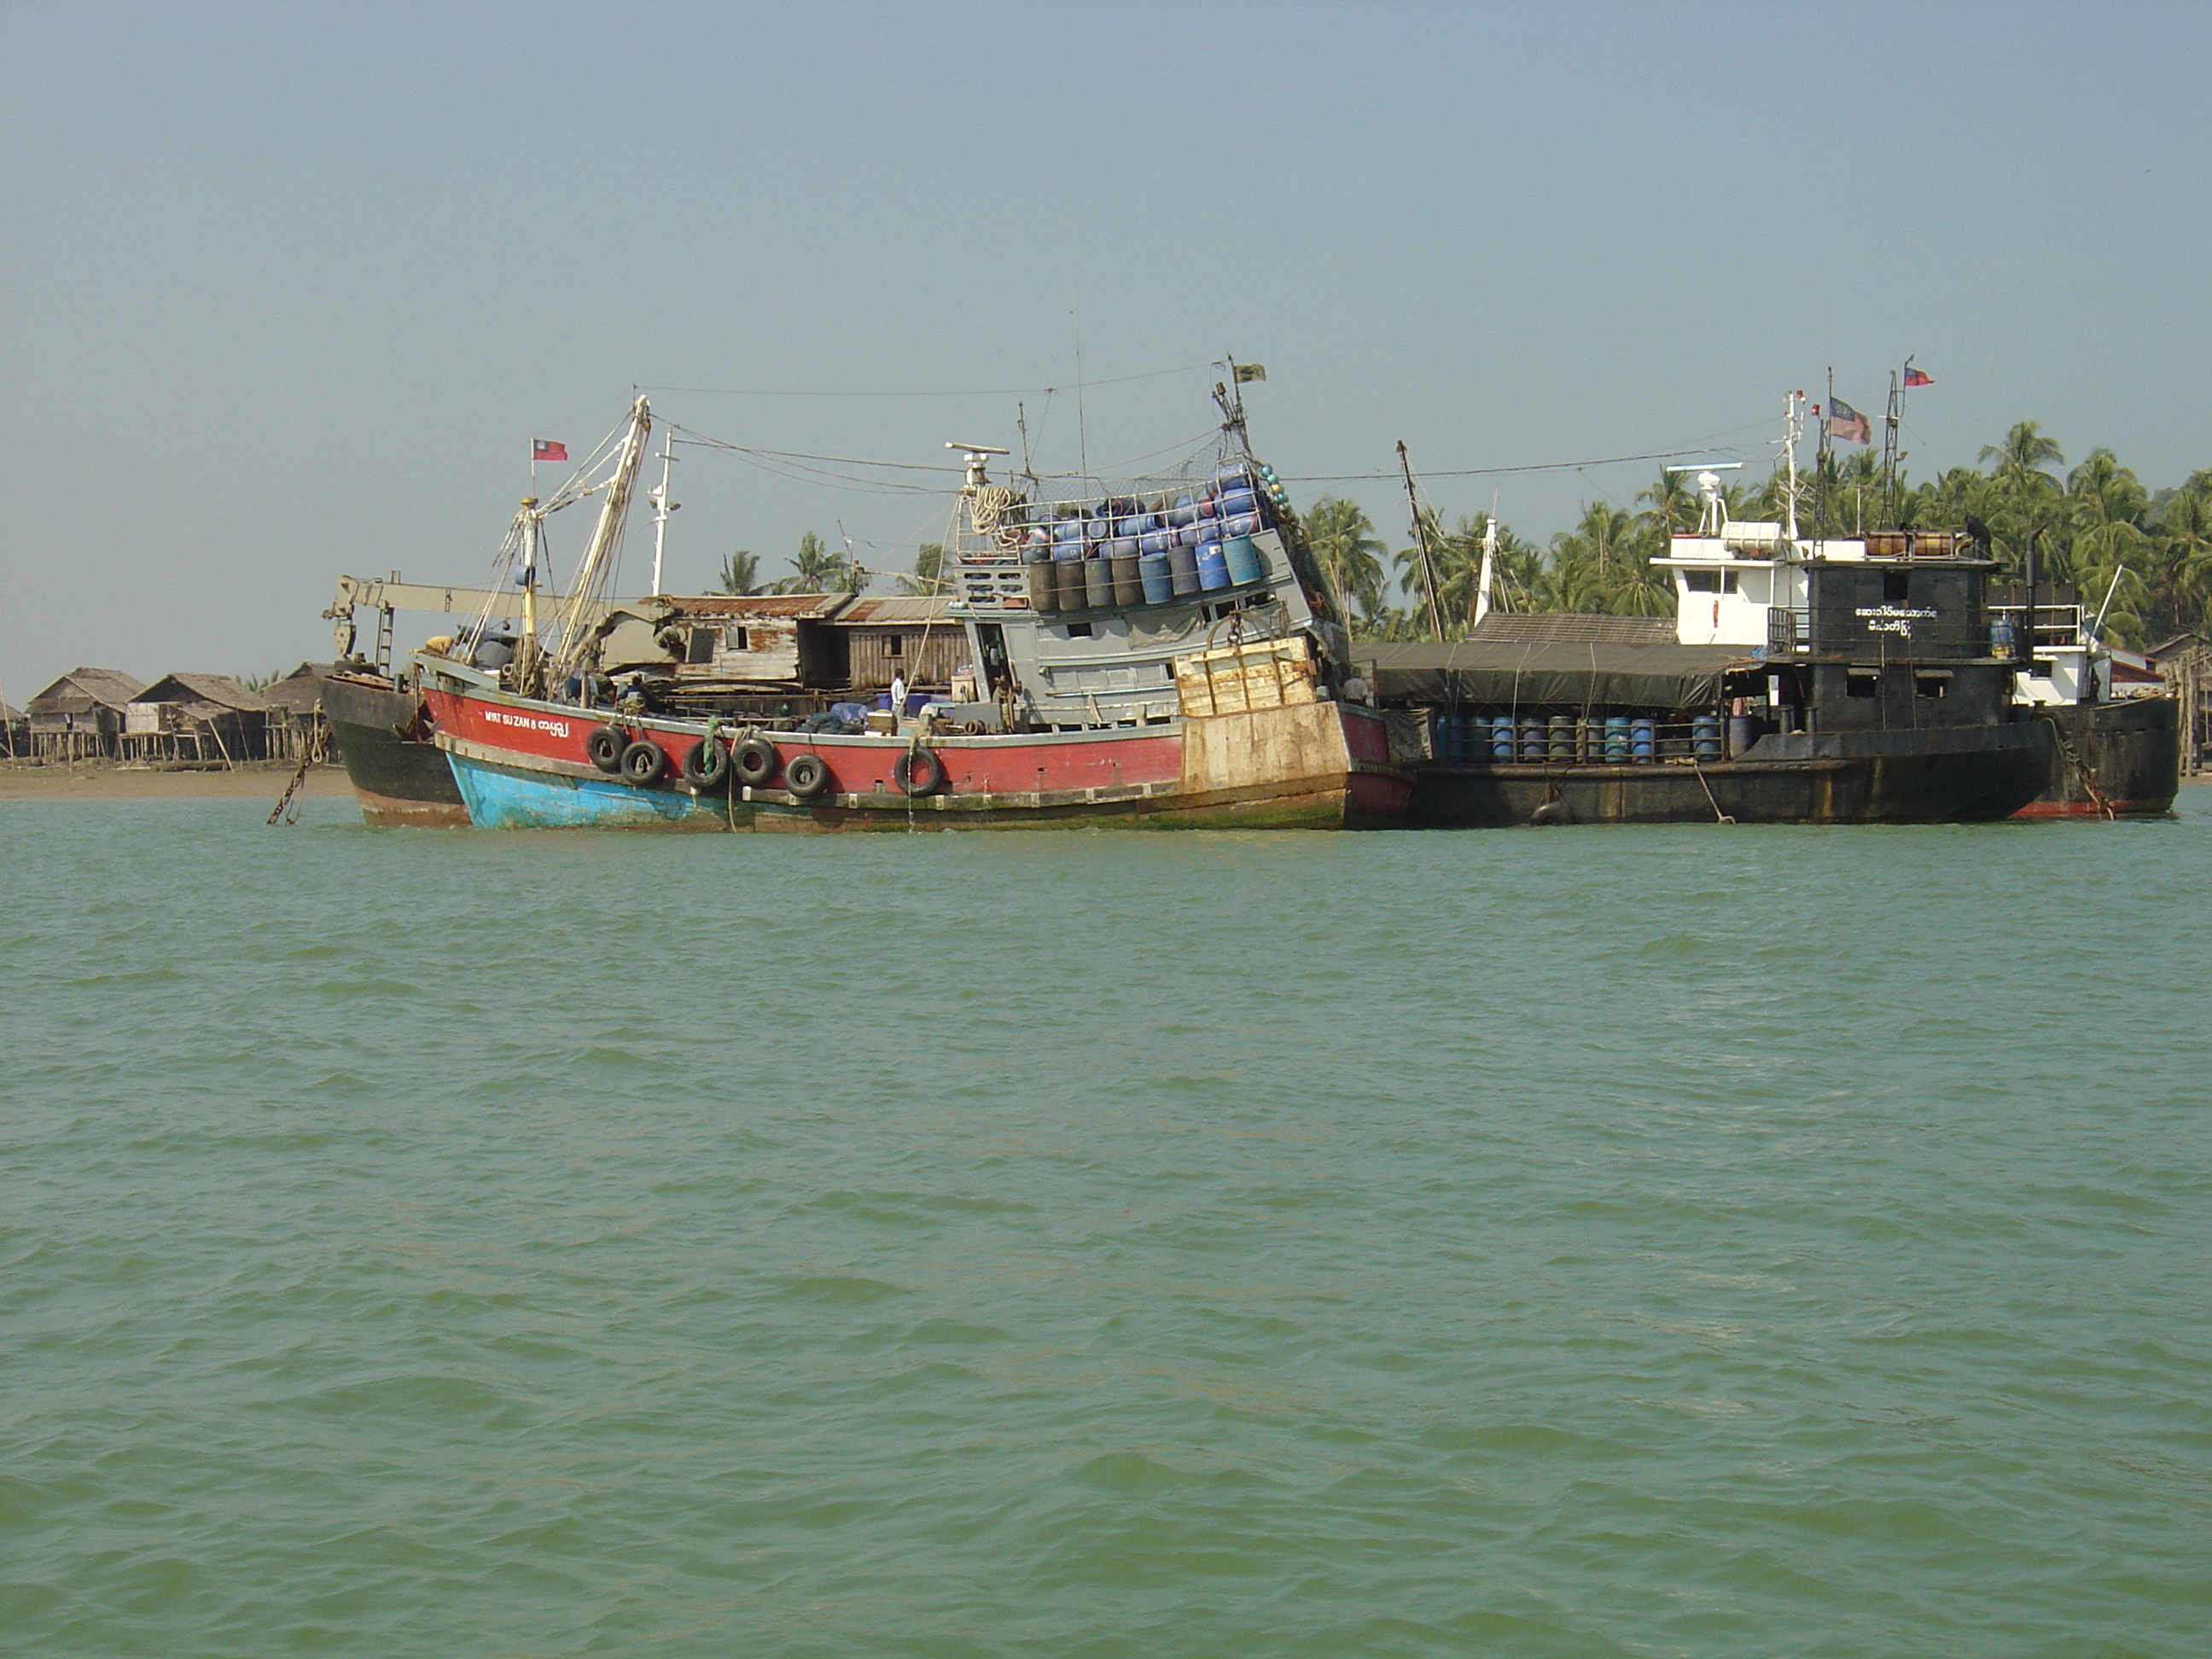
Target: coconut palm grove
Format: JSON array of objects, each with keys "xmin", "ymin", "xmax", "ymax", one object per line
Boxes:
[{"xmin": 1301, "ymin": 422, "xmax": 2212, "ymax": 649}]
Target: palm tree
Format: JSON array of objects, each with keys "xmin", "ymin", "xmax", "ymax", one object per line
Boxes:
[
  {"xmin": 1301, "ymin": 496, "xmax": 1388, "ymax": 621},
  {"xmin": 2157, "ymin": 481, "xmax": 2212, "ymax": 630},
  {"xmin": 896, "ymin": 543, "xmax": 946, "ymax": 596},
  {"xmin": 772, "ymin": 530, "xmax": 863, "ymax": 594},
  {"xmin": 716, "ymin": 550, "xmax": 764, "ymax": 596},
  {"xmin": 1638, "ymin": 469, "xmax": 1700, "ymax": 536}
]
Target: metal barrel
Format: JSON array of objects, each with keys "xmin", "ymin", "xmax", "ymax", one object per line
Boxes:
[
  {"xmin": 1109, "ymin": 554, "xmax": 1144, "ymax": 608},
  {"xmin": 1168, "ymin": 544, "xmax": 1201, "ymax": 597},
  {"xmin": 1055, "ymin": 559, "xmax": 1089, "ymax": 610},
  {"xmin": 1084, "ymin": 557, "xmax": 1115, "ymax": 609},
  {"xmin": 1027, "ymin": 562, "xmax": 1058, "ymax": 613}
]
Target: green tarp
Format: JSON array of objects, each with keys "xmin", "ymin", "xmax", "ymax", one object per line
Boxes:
[{"xmin": 1354, "ymin": 639, "xmax": 1745, "ymax": 711}]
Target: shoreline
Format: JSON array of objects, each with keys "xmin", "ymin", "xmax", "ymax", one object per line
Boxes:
[{"xmin": 0, "ymin": 763, "xmax": 352, "ymax": 801}]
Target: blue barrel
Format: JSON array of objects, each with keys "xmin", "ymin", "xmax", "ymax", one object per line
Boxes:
[
  {"xmin": 1085, "ymin": 516, "xmax": 1113, "ymax": 541},
  {"xmin": 1139, "ymin": 528, "xmax": 1173, "ymax": 555},
  {"xmin": 1110, "ymin": 553, "xmax": 1144, "ymax": 608},
  {"xmin": 1138, "ymin": 551, "xmax": 1173, "ymax": 603},
  {"xmin": 1691, "ymin": 714, "xmax": 1723, "ymax": 761},
  {"xmin": 1221, "ymin": 511, "xmax": 1262, "ymax": 538},
  {"xmin": 1022, "ymin": 538, "xmax": 1053, "ymax": 564},
  {"xmin": 1727, "ymin": 714, "xmax": 1761, "ymax": 758},
  {"xmin": 1547, "ymin": 714, "xmax": 1575, "ymax": 760},
  {"xmin": 1052, "ymin": 519, "xmax": 1082, "ymax": 544},
  {"xmin": 1518, "ymin": 719, "xmax": 1545, "ymax": 761},
  {"xmin": 1196, "ymin": 496, "xmax": 1220, "ymax": 521},
  {"xmin": 1027, "ymin": 562, "xmax": 1057, "ymax": 612},
  {"xmin": 1196, "ymin": 540, "xmax": 1231, "ymax": 591},
  {"xmin": 1109, "ymin": 536, "xmax": 1139, "ymax": 559},
  {"xmin": 1172, "ymin": 521, "xmax": 1202, "ymax": 547},
  {"xmin": 1084, "ymin": 557, "xmax": 1115, "ymax": 609},
  {"xmin": 1168, "ymin": 544, "xmax": 1201, "ymax": 597},
  {"xmin": 1115, "ymin": 513, "xmax": 1156, "ymax": 538},
  {"xmin": 1052, "ymin": 538, "xmax": 1086, "ymax": 562},
  {"xmin": 1222, "ymin": 533, "xmax": 1264, "ymax": 585},
  {"xmin": 1167, "ymin": 497, "xmax": 1199, "ymax": 527},
  {"xmin": 1055, "ymin": 559, "xmax": 1089, "ymax": 609},
  {"xmin": 1492, "ymin": 719, "xmax": 1516, "ymax": 762},
  {"xmin": 1218, "ymin": 486, "xmax": 1260, "ymax": 517},
  {"xmin": 1604, "ymin": 715, "xmax": 1630, "ymax": 762},
  {"xmin": 1631, "ymin": 718, "xmax": 1656, "ymax": 762},
  {"xmin": 1213, "ymin": 462, "xmax": 1255, "ymax": 492}
]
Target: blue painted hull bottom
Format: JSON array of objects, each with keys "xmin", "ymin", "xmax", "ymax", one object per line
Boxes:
[{"xmin": 448, "ymin": 754, "xmax": 736, "ymax": 830}]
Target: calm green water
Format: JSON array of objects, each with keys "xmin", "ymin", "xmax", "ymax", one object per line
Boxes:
[{"xmin": 4, "ymin": 795, "xmax": 2209, "ymax": 1657}]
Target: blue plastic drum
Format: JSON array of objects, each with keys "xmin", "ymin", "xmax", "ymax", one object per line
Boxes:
[
  {"xmin": 1221, "ymin": 511, "xmax": 1262, "ymax": 538},
  {"xmin": 1175, "ymin": 521, "xmax": 1208, "ymax": 548},
  {"xmin": 1109, "ymin": 537, "xmax": 1138, "ymax": 559},
  {"xmin": 1604, "ymin": 715, "xmax": 1630, "ymax": 762},
  {"xmin": 1631, "ymin": 718, "xmax": 1656, "ymax": 761},
  {"xmin": 1691, "ymin": 714, "xmax": 1723, "ymax": 761},
  {"xmin": 1493, "ymin": 719, "xmax": 1516, "ymax": 761},
  {"xmin": 1138, "ymin": 529, "xmax": 1173, "ymax": 555},
  {"xmin": 1115, "ymin": 513, "xmax": 1156, "ymax": 538},
  {"xmin": 1167, "ymin": 497, "xmax": 1199, "ymax": 527},
  {"xmin": 1196, "ymin": 540, "xmax": 1231, "ymax": 591},
  {"xmin": 1217, "ymin": 486, "xmax": 1260, "ymax": 518},
  {"xmin": 1222, "ymin": 534, "xmax": 1264, "ymax": 585},
  {"xmin": 1138, "ymin": 552, "xmax": 1173, "ymax": 603}
]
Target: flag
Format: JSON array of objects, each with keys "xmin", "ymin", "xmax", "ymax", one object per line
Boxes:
[
  {"xmin": 532, "ymin": 438, "xmax": 568, "ymax": 463},
  {"xmin": 1231, "ymin": 362, "xmax": 1266, "ymax": 383},
  {"xmin": 1825, "ymin": 397, "xmax": 1871, "ymax": 445},
  {"xmin": 1903, "ymin": 367, "xmax": 1935, "ymax": 388}
]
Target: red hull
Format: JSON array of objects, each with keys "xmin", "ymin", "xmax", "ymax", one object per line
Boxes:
[{"xmin": 419, "ymin": 681, "xmax": 1409, "ymax": 831}]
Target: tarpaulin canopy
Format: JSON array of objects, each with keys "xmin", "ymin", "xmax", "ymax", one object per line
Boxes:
[{"xmin": 1353, "ymin": 638, "xmax": 1747, "ymax": 710}]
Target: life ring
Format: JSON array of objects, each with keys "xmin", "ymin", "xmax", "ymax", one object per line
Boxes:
[
  {"xmin": 681, "ymin": 738, "xmax": 731, "ymax": 790},
  {"xmin": 784, "ymin": 752, "xmax": 830, "ymax": 800},
  {"xmin": 586, "ymin": 725, "xmax": 626, "ymax": 773},
  {"xmin": 620, "ymin": 739, "xmax": 667, "ymax": 784},
  {"xmin": 732, "ymin": 735, "xmax": 778, "ymax": 787},
  {"xmin": 893, "ymin": 747, "xmax": 945, "ymax": 797}
]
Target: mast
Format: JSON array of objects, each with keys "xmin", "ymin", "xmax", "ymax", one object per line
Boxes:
[
  {"xmin": 1473, "ymin": 509, "xmax": 1498, "ymax": 627},
  {"xmin": 1782, "ymin": 391, "xmax": 1802, "ymax": 544},
  {"xmin": 646, "ymin": 424, "xmax": 679, "ymax": 596},
  {"xmin": 1396, "ymin": 439, "xmax": 1447, "ymax": 642},
  {"xmin": 547, "ymin": 397, "xmax": 653, "ymax": 678},
  {"xmin": 1881, "ymin": 366, "xmax": 1901, "ymax": 527}
]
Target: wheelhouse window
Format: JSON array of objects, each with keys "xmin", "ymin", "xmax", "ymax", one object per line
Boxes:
[
  {"xmin": 1684, "ymin": 569, "xmax": 1739, "ymax": 594},
  {"xmin": 686, "ymin": 628, "xmax": 717, "ymax": 665},
  {"xmin": 722, "ymin": 625, "xmax": 749, "ymax": 652}
]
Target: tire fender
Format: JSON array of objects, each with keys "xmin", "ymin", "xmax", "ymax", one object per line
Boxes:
[
  {"xmin": 784, "ymin": 752, "xmax": 831, "ymax": 800},
  {"xmin": 732, "ymin": 735, "xmax": 778, "ymax": 787},
  {"xmin": 585, "ymin": 725, "xmax": 626, "ymax": 773},
  {"xmin": 893, "ymin": 747, "xmax": 945, "ymax": 797},
  {"xmin": 620, "ymin": 739, "xmax": 667, "ymax": 785},
  {"xmin": 680, "ymin": 738, "xmax": 731, "ymax": 790}
]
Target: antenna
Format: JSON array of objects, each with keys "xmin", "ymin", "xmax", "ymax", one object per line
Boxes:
[
  {"xmin": 1395, "ymin": 439, "xmax": 1447, "ymax": 643},
  {"xmin": 946, "ymin": 440, "xmax": 1010, "ymax": 493}
]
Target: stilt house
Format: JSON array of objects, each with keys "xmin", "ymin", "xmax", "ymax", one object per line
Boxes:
[{"xmin": 26, "ymin": 667, "xmax": 144, "ymax": 760}]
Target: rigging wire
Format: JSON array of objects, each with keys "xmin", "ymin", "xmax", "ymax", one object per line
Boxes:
[{"xmin": 635, "ymin": 361, "xmax": 1215, "ymax": 399}]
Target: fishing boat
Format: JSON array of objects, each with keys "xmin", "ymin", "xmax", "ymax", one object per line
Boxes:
[
  {"xmin": 1371, "ymin": 396, "xmax": 2057, "ymax": 827},
  {"xmin": 402, "ymin": 395, "xmax": 1409, "ymax": 831}
]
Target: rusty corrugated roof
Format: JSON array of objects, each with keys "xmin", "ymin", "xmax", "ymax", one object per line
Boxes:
[
  {"xmin": 661, "ymin": 593, "xmax": 855, "ymax": 620},
  {"xmin": 836, "ymin": 596, "xmax": 955, "ymax": 626}
]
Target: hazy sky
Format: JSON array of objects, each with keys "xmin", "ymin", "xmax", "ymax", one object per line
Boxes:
[{"xmin": 3, "ymin": 0, "xmax": 2206, "ymax": 694}]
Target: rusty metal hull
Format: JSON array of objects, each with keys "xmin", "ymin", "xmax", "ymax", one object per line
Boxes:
[
  {"xmin": 1410, "ymin": 723, "xmax": 2053, "ymax": 827},
  {"xmin": 2014, "ymin": 698, "xmax": 2180, "ymax": 818},
  {"xmin": 319, "ymin": 673, "xmax": 470, "ymax": 828}
]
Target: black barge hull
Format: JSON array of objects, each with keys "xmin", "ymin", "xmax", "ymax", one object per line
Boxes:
[
  {"xmin": 1411, "ymin": 723, "xmax": 2053, "ymax": 828},
  {"xmin": 2016, "ymin": 698, "xmax": 2180, "ymax": 818},
  {"xmin": 320, "ymin": 673, "xmax": 470, "ymax": 829}
]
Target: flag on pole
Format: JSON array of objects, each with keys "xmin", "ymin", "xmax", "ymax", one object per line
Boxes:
[
  {"xmin": 1825, "ymin": 397, "xmax": 1871, "ymax": 444},
  {"xmin": 532, "ymin": 438, "xmax": 568, "ymax": 463},
  {"xmin": 1231, "ymin": 363, "xmax": 1266, "ymax": 383},
  {"xmin": 1903, "ymin": 367, "xmax": 1935, "ymax": 388}
]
